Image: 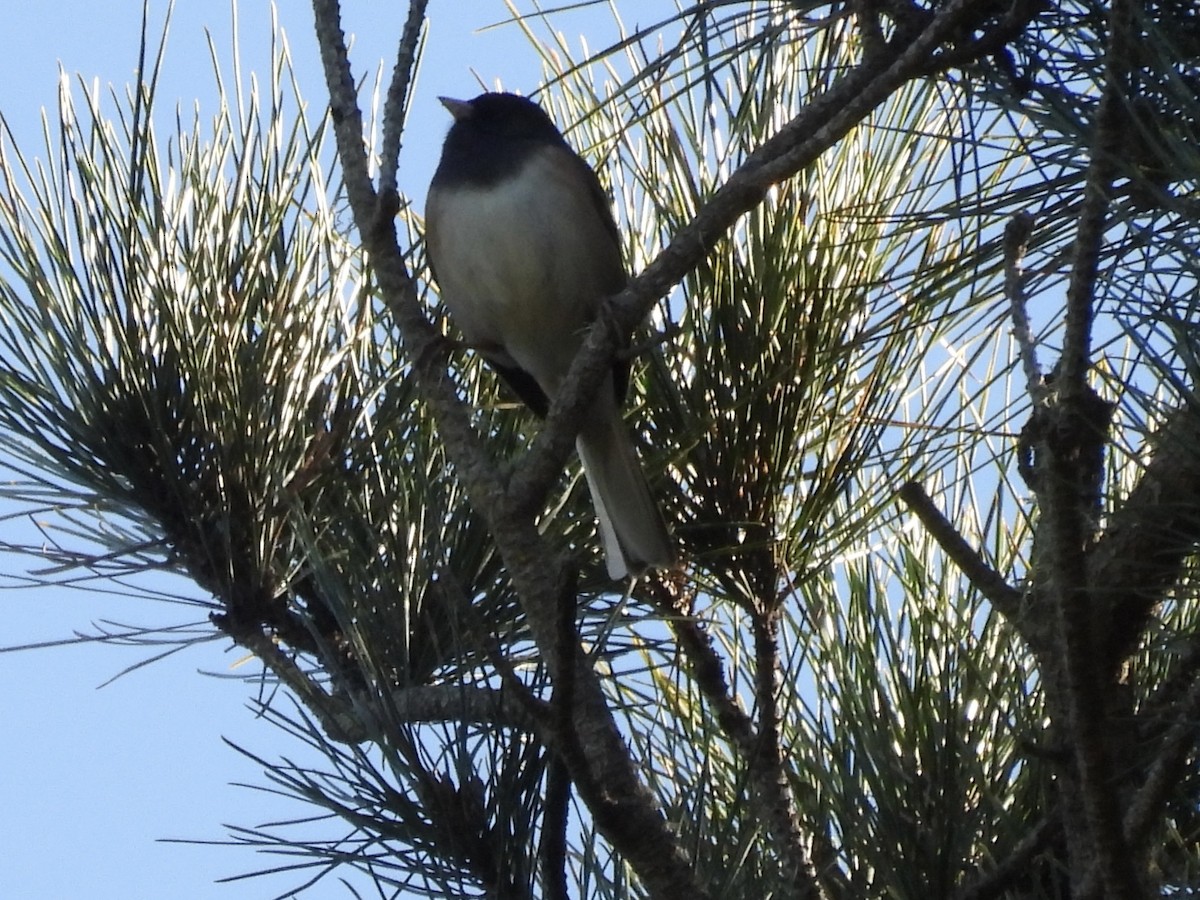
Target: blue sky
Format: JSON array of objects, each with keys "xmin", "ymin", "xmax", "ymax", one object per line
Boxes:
[{"xmin": 0, "ymin": 2, "xmax": 674, "ymax": 897}]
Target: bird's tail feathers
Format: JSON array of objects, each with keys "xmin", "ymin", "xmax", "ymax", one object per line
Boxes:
[{"xmin": 576, "ymin": 402, "xmax": 674, "ymax": 580}]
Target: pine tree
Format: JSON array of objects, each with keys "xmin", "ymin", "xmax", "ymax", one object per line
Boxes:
[{"xmin": 3, "ymin": 2, "xmax": 1199, "ymax": 897}]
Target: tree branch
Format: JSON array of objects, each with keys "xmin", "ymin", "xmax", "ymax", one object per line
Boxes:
[
  {"xmin": 377, "ymin": 0, "xmax": 428, "ymax": 199},
  {"xmin": 214, "ymin": 620, "xmax": 543, "ymax": 742},
  {"xmin": 1030, "ymin": 1, "xmax": 1142, "ymax": 894},
  {"xmin": 507, "ymin": 0, "xmax": 1025, "ymax": 517},
  {"xmin": 1004, "ymin": 211, "xmax": 1047, "ymax": 403},
  {"xmin": 644, "ymin": 576, "xmax": 844, "ymax": 898},
  {"xmin": 1056, "ymin": 7, "xmax": 1129, "ymax": 400},
  {"xmin": 378, "ymin": 683, "xmax": 544, "ymax": 734},
  {"xmin": 644, "ymin": 577, "xmax": 759, "ymax": 752},
  {"xmin": 954, "ymin": 813, "xmax": 1062, "ymax": 900},
  {"xmin": 1124, "ymin": 669, "xmax": 1200, "ymax": 852},
  {"xmin": 539, "ymin": 753, "xmax": 571, "ymax": 900},
  {"xmin": 897, "ymin": 481, "xmax": 1025, "ymax": 624},
  {"xmin": 752, "ymin": 608, "xmax": 826, "ymax": 900},
  {"xmin": 311, "ymin": 3, "xmax": 1043, "ymax": 896},
  {"xmin": 310, "ymin": 5, "xmax": 709, "ymax": 897},
  {"xmin": 1073, "ymin": 663, "xmax": 1200, "ymax": 898},
  {"xmin": 222, "ymin": 624, "xmax": 368, "ymax": 742},
  {"xmin": 1090, "ymin": 405, "xmax": 1200, "ymax": 669}
]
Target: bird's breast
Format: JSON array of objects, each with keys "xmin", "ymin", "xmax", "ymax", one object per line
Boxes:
[{"xmin": 426, "ymin": 148, "xmax": 625, "ymax": 395}]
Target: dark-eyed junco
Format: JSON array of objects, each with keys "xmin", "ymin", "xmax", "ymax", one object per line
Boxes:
[{"xmin": 425, "ymin": 92, "xmax": 674, "ymax": 579}]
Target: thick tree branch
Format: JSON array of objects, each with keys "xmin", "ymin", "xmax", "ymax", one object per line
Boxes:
[
  {"xmin": 1030, "ymin": 1, "xmax": 1142, "ymax": 895},
  {"xmin": 1074, "ymin": 664, "xmax": 1200, "ymax": 897},
  {"xmin": 1057, "ymin": 9, "xmax": 1129, "ymax": 400},
  {"xmin": 1090, "ymin": 406, "xmax": 1200, "ymax": 668},
  {"xmin": 1124, "ymin": 670, "xmax": 1200, "ymax": 854}
]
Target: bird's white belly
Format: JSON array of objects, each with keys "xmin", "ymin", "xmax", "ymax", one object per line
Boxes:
[{"xmin": 429, "ymin": 159, "xmax": 619, "ymax": 395}]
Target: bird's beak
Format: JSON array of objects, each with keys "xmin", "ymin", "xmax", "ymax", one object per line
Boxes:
[{"xmin": 438, "ymin": 96, "xmax": 473, "ymax": 122}]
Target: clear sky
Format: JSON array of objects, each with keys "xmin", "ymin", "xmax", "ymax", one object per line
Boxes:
[{"xmin": 0, "ymin": 2, "xmax": 674, "ymax": 897}]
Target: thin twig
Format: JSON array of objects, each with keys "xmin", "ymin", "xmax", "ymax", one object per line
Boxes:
[
  {"xmin": 377, "ymin": 0, "xmax": 429, "ymax": 198},
  {"xmin": 645, "ymin": 577, "xmax": 759, "ymax": 748},
  {"xmin": 540, "ymin": 566, "xmax": 578, "ymax": 900},
  {"xmin": 227, "ymin": 625, "xmax": 367, "ymax": 742},
  {"xmin": 752, "ymin": 608, "xmax": 826, "ymax": 900},
  {"xmin": 644, "ymin": 576, "xmax": 840, "ymax": 899},
  {"xmin": 1004, "ymin": 211, "xmax": 1046, "ymax": 403},
  {"xmin": 378, "ymin": 684, "xmax": 542, "ymax": 733}
]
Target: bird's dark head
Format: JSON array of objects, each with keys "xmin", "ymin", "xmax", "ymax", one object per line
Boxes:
[
  {"xmin": 432, "ymin": 92, "xmax": 570, "ymax": 188},
  {"xmin": 438, "ymin": 92, "xmax": 565, "ymax": 145}
]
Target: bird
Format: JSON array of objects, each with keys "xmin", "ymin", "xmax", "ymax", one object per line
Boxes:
[{"xmin": 424, "ymin": 91, "xmax": 675, "ymax": 579}]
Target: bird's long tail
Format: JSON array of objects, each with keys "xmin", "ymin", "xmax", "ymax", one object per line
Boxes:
[{"xmin": 575, "ymin": 391, "xmax": 675, "ymax": 579}]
